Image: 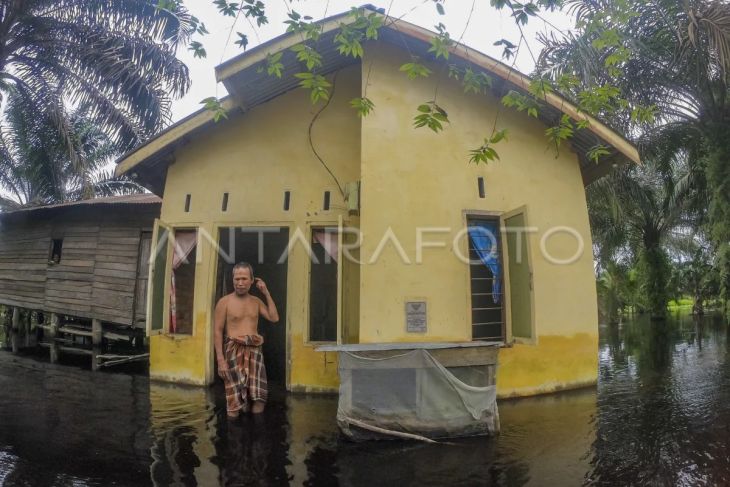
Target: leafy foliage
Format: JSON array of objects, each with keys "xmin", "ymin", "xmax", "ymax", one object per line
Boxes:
[
  {"xmin": 350, "ymin": 97, "xmax": 375, "ymax": 117},
  {"xmin": 0, "ymin": 0, "xmax": 193, "ymax": 155},
  {"xmin": 188, "ymin": 41, "xmax": 207, "ymax": 59},
  {"xmin": 0, "ymin": 94, "xmax": 143, "ymax": 209},
  {"xmin": 399, "ymin": 61, "xmax": 432, "ymax": 80},
  {"xmin": 494, "ymin": 38, "xmax": 518, "ymax": 60},
  {"xmin": 587, "ymin": 156, "xmax": 705, "ymax": 318},
  {"xmin": 200, "ymin": 97, "xmax": 228, "ymax": 122},
  {"xmin": 587, "ymin": 145, "xmax": 611, "ymax": 164},
  {"xmin": 413, "ymin": 102, "xmax": 449, "ymax": 132},
  {"xmin": 294, "ymin": 72, "xmax": 332, "ymax": 103},
  {"xmin": 334, "ymin": 7, "xmax": 383, "ymax": 59},
  {"xmin": 291, "ymin": 44, "xmax": 323, "ymax": 71},
  {"xmin": 235, "ymin": 32, "xmax": 249, "ymax": 50},
  {"xmin": 469, "ymin": 130, "xmax": 509, "ymax": 164},
  {"xmin": 284, "ymin": 11, "xmax": 321, "ymax": 41},
  {"xmin": 502, "ymin": 90, "xmax": 541, "ymax": 118},
  {"xmin": 462, "ymin": 68, "xmax": 493, "ymax": 94},
  {"xmin": 266, "ymin": 52, "xmax": 284, "ymax": 78},
  {"xmin": 539, "ymin": 0, "xmax": 730, "ymax": 301},
  {"xmin": 545, "ymin": 114, "xmax": 574, "ymax": 153},
  {"xmin": 428, "ymin": 23, "xmax": 453, "ymax": 60}
]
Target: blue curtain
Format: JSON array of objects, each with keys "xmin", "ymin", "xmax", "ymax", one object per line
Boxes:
[{"xmin": 468, "ymin": 223, "xmax": 501, "ymax": 303}]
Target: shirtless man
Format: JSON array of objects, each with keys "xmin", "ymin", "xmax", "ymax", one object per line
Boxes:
[{"xmin": 214, "ymin": 262, "xmax": 279, "ymax": 417}]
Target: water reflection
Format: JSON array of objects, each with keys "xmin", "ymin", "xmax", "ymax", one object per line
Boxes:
[
  {"xmin": 0, "ymin": 312, "xmax": 728, "ymax": 486},
  {"xmin": 148, "ymin": 383, "xmax": 219, "ymax": 486},
  {"xmin": 589, "ymin": 313, "xmax": 730, "ymax": 486}
]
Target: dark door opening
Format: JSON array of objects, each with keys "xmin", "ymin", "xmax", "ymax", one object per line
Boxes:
[{"xmin": 215, "ymin": 227, "xmax": 289, "ymax": 385}]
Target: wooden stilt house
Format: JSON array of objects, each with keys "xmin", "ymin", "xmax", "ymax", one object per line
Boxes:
[{"xmin": 0, "ymin": 194, "xmax": 161, "ymax": 368}]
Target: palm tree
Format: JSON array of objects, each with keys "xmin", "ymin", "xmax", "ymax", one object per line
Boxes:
[
  {"xmin": 538, "ymin": 0, "xmax": 730, "ymax": 303},
  {"xmin": 587, "ymin": 157, "xmax": 703, "ymax": 319},
  {"xmin": 0, "ymin": 94, "xmax": 144, "ymax": 210},
  {"xmin": 0, "ymin": 1, "xmax": 194, "ymax": 158}
]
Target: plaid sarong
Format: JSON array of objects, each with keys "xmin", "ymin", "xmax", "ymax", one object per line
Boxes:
[{"xmin": 223, "ymin": 335, "xmax": 267, "ymax": 415}]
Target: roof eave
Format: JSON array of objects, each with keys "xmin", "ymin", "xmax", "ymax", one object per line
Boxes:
[
  {"xmin": 119, "ymin": 9, "xmax": 639, "ymax": 183},
  {"xmin": 115, "ymin": 97, "xmax": 237, "ymax": 179}
]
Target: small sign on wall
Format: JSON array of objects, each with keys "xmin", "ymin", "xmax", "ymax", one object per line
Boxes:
[{"xmin": 405, "ymin": 301, "xmax": 427, "ymax": 333}]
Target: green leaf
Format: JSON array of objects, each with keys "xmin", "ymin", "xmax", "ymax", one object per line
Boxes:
[
  {"xmin": 335, "ymin": 24, "xmax": 365, "ymax": 58},
  {"xmin": 528, "ymin": 78, "xmax": 554, "ymax": 99},
  {"xmin": 631, "ymin": 105, "xmax": 657, "ymax": 124},
  {"xmin": 266, "ymin": 52, "xmax": 284, "ymax": 78},
  {"xmin": 462, "ymin": 68, "xmax": 493, "ymax": 94},
  {"xmin": 290, "ymin": 44, "xmax": 323, "ymax": 70},
  {"xmin": 188, "ymin": 41, "xmax": 206, "ymax": 59},
  {"xmin": 294, "ymin": 72, "xmax": 332, "ymax": 103},
  {"xmin": 234, "ymin": 32, "xmax": 248, "ymax": 50},
  {"xmin": 545, "ymin": 114, "xmax": 574, "ymax": 155},
  {"xmin": 490, "ymin": 129, "xmax": 509, "ymax": 144},
  {"xmin": 242, "ymin": 0, "xmax": 268, "ymax": 26},
  {"xmin": 201, "ymin": 97, "xmax": 228, "ymax": 122},
  {"xmin": 428, "ymin": 32, "xmax": 452, "ymax": 60},
  {"xmin": 413, "ymin": 101, "xmax": 449, "ymax": 133},
  {"xmin": 494, "ymin": 38, "xmax": 517, "ymax": 60},
  {"xmin": 350, "ymin": 97, "xmax": 375, "ymax": 117},
  {"xmin": 213, "ymin": 0, "xmax": 238, "ymax": 17},
  {"xmin": 501, "ymin": 90, "xmax": 540, "ymax": 117},
  {"xmin": 399, "ymin": 61, "xmax": 432, "ymax": 80},
  {"xmin": 587, "ymin": 145, "xmax": 611, "ymax": 164}
]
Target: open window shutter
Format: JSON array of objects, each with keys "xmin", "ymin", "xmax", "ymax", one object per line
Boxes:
[
  {"xmin": 336, "ymin": 216, "xmax": 344, "ymax": 344},
  {"xmin": 147, "ymin": 219, "xmax": 172, "ymax": 336},
  {"xmin": 503, "ymin": 208, "xmax": 535, "ymax": 341}
]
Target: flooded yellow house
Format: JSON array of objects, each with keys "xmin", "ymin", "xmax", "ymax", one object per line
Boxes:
[{"xmin": 116, "ymin": 7, "xmax": 639, "ymax": 399}]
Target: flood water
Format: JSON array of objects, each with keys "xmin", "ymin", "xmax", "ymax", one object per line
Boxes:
[{"xmin": 0, "ymin": 312, "xmax": 728, "ymax": 486}]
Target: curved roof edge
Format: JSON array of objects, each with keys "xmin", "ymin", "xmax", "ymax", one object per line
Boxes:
[{"xmin": 116, "ymin": 6, "xmax": 639, "ymax": 186}]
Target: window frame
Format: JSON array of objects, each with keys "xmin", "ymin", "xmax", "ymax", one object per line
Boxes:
[
  {"xmin": 147, "ymin": 219, "xmax": 172, "ymax": 337},
  {"xmin": 465, "ymin": 213, "xmax": 507, "ymax": 342},
  {"xmin": 168, "ymin": 227, "xmax": 199, "ymax": 336},
  {"xmin": 146, "ymin": 220, "xmax": 200, "ymax": 338},
  {"xmin": 48, "ymin": 238, "xmax": 64, "ymax": 265},
  {"xmin": 501, "ymin": 206, "xmax": 537, "ymax": 345},
  {"xmin": 306, "ymin": 221, "xmax": 343, "ymax": 344}
]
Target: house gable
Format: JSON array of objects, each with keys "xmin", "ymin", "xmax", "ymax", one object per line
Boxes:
[{"xmin": 117, "ymin": 7, "xmax": 639, "ymax": 190}]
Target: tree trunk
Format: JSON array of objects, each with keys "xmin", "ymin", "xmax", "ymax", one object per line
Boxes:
[{"xmin": 640, "ymin": 244, "xmax": 670, "ymax": 320}]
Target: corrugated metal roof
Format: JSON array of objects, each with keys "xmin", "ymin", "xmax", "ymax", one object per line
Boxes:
[{"xmin": 1, "ymin": 193, "xmax": 161, "ymax": 215}]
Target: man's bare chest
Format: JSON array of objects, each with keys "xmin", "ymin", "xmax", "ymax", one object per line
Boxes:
[{"xmin": 226, "ymin": 299, "xmax": 259, "ymax": 324}]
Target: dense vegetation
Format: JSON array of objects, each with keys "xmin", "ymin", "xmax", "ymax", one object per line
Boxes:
[
  {"xmin": 0, "ymin": 0, "xmax": 195, "ymax": 208},
  {"xmin": 536, "ymin": 0, "xmax": 730, "ymax": 319}
]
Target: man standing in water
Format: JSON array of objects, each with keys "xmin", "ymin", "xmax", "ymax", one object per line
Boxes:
[{"xmin": 214, "ymin": 262, "xmax": 279, "ymax": 418}]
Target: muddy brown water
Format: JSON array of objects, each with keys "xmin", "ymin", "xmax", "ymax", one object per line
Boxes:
[{"xmin": 0, "ymin": 312, "xmax": 728, "ymax": 486}]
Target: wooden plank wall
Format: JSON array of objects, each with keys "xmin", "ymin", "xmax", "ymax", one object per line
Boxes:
[
  {"xmin": 91, "ymin": 208, "xmax": 158, "ymax": 326},
  {"xmin": 0, "ymin": 203, "xmax": 159, "ymax": 327},
  {"xmin": 0, "ymin": 220, "xmax": 50, "ymax": 309}
]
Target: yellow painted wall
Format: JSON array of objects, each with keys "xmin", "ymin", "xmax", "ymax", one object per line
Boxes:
[
  {"xmin": 150, "ymin": 64, "xmax": 362, "ymax": 390},
  {"xmin": 149, "ymin": 41, "xmax": 600, "ymax": 397},
  {"xmin": 358, "ymin": 42, "xmax": 599, "ymax": 396}
]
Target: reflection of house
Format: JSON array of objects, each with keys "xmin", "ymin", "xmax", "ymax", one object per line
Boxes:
[
  {"xmin": 0, "ymin": 194, "xmax": 160, "ymax": 365},
  {"xmin": 116, "ymin": 7, "xmax": 639, "ymax": 397}
]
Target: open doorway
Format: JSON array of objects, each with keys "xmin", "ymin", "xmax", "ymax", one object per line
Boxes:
[{"xmin": 214, "ymin": 227, "xmax": 290, "ymax": 385}]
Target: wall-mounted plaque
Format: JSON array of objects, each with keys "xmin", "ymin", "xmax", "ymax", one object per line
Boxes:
[{"xmin": 405, "ymin": 301, "xmax": 427, "ymax": 333}]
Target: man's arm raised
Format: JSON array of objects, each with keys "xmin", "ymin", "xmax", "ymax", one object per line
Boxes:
[
  {"xmin": 214, "ymin": 296, "xmax": 228, "ymax": 377},
  {"xmin": 255, "ymin": 278, "xmax": 279, "ymax": 323}
]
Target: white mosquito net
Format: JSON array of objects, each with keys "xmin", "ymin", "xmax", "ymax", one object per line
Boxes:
[{"xmin": 337, "ymin": 349, "xmax": 499, "ymax": 440}]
